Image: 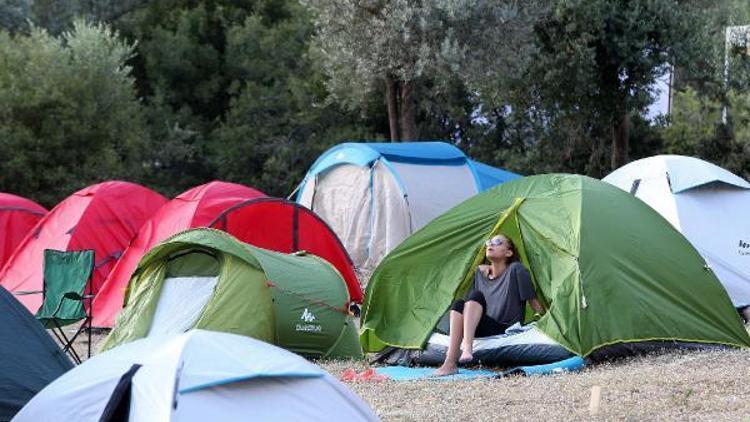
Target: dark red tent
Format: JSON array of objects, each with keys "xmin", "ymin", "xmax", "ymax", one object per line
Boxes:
[
  {"xmin": 0, "ymin": 181, "xmax": 167, "ymax": 312},
  {"xmin": 208, "ymin": 198, "xmax": 362, "ymax": 303},
  {"xmin": 92, "ymin": 181, "xmax": 266, "ymax": 326},
  {"xmin": 0, "ymin": 193, "xmax": 47, "ymax": 269}
]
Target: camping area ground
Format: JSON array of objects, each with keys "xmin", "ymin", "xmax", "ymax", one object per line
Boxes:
[{"xmin": 73, "ymin": 328, "xmax": 750, "ymax": 421}]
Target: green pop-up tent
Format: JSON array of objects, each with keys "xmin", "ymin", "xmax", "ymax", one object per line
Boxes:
[
  {"xmin": 102, "ymin": 228, "xmax": 362, "ymax": 359},
  {"xmin": 361, "ymin": 174, "xmax": 750, "ymax": 356}
]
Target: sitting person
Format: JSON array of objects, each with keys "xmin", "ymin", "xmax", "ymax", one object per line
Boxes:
[
  {"xmin": 738, "ymin": 305, "xmax": 750, "ymax": 325},
  {"xmin": 434, "ymin": 234, "xmax": 544, "ymax": 376}
]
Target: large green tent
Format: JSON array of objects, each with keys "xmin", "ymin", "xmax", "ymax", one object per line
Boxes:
[
  {"xmin": 102, "ymin": 228, "xmax": 362, "ymax": 359},
  {"xmin": 361, "ymin": 174, "xmax": 750, "ymax": 356}
]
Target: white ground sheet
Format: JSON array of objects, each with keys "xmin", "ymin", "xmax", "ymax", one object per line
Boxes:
[{"xmin": 428, "ymin": 324, "xmax": 558, "ymax": 351}]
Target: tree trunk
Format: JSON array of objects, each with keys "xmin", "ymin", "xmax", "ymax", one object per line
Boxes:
[
  {"xmin": 587, "ymin": 136, "xmax": 605, "ymax": 177},
  {"xmin": 610, "ymin": 109, "xmax": 630, "ymax": 170},
  {"xmin": 385, "ymin": 75, "xmax": 400, "ymax": 141},
  {"xmin": 399, "ymin": 80, "xmax": 418, "ymax": 141}
]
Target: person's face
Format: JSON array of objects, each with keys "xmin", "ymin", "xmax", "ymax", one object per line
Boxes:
[{"xmin": 485, "ymin": 235, "xmax": 513, "ymax": 261}]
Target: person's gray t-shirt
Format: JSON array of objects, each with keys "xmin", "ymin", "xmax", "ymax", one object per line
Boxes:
[{"xmin": 469, "ymin": 261, "xmax": 536, "ymax": 325}]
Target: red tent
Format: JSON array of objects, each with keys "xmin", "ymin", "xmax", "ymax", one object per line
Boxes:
[
  {"xmin": 92, "ymin": 181, "xmax": 266, "ymax": 326},
  {"xmin": 208, "ymin": 198, "xmax": 362, "ymax": 303},
  {"xmin": 0, "ymin": 181, "xmax": 167, "ymax": 312},
  {"xmin": 0, "ymin": 193, "xmax": 47, "ymax": 269}
]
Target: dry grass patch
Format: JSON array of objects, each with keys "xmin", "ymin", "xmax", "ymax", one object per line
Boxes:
[
  {"xmin": 62, "ymin": 325, "xmax": 750, "ymax": 421},
  {"xmin": 321, "ymin": 349, "xmax": 750, "ymax": 421}
]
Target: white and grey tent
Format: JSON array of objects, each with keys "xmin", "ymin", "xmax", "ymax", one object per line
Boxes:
[
  {"xmin": 603, "ymin": 155, "xmax": 750, "ymax": 307},
  {"xmin": 296, "ymin": 142, "xmax": 519, "ymax": 272},
  {"xmin": 15, "ymin": 330, "xmax": 378, "ymax": 422}
]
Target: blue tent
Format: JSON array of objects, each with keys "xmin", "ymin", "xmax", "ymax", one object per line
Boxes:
[
  {"xmin": 296, "ymin": 141, "xmax": 520, "ymax": 270},
  {"xmin": 0, "ymin": 286, "xmax": 72, "ymax": 420},
  {"xmin": 297, "ymin": 142, "xmax": 519, "ymax": 197}
]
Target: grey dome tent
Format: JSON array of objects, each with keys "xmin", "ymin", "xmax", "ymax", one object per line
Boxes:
[{"xmin": 0, "ymin": 286, "xmax": 72, "ymax": 421}]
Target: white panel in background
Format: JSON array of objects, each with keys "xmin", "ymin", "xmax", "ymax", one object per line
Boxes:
[
  {"xmin": 310, "ymin": 164, "xmax": 373, "ymax": 269},
  {"xmin": 390, "ymin": 161, "xmax": 478, "ymax": 230}
]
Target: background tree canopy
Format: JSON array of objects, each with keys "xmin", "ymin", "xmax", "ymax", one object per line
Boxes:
[
  {"xmin": 0, "ymin": 21, "xmax": 145, "ymax": 205},
  {"xmin": 0, "ymin": 0, "xmax": 749, "ymax": 205}
]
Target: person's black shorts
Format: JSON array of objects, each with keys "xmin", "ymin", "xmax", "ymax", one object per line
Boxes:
[{"xmin": 450, "ymin": 291, "xmax": 510, "ymax": 337}]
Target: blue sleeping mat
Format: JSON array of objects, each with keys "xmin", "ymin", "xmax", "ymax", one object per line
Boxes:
[
  {"xmin": 375, "ymin": 366, "xmax": 496, "ymax": 381},
  {"xmin": 375, "ymin": 356, "xmax": 585, "ymax": 381},
  {"xmin": 500, "ymin": 356, "xmax": 586, "ymax": 377}
]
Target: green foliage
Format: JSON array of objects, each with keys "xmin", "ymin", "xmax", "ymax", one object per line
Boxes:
[
  {"xmin": 109, "ymin": 0, "xmax": 380, "ymax": 197},
  {"xmin": 1, "ymin": 0, "xmax": 152, "ymax": 34},
  {"xmin": 0, "ymin": 0, "xmax": 31, "ymax": 32},
  {"xmin": 461, "ymin": 0, "xmax": 707, "ymax": 176},
  {"xmin": 0, "ymin": 20, "xmax": 147, "ymax": 206},
  {"xmin": 532, "ymin": 0, "xmax": 701, "ymax": 167},
  {"xmin": 210, "ymin": 3, "xmax": 376, "ymax": 195},
  {"xmin": 662, "ymin": 88, "xmax": 722, "ymax": 156},
  {"xmin": 727, "ymin": 91, "xmax": 750, "ymax": 179},
  {"xmin": 304, "ymin": 0, "xmax": 543, "ymax": 107},
  {"xmin": 661, "ymin": 88, "xmax": 750, "ymax": 180},
  {"xmin": 2, "ymin": 0, "xmax": 750, "ymax": 205},
  {"xmin": 302, "ymin": 0, "xmax": 545, "ymax": 140},
  {"xmin": 649, "ymin": 0, "xmax": 750, "ymax": 181}
]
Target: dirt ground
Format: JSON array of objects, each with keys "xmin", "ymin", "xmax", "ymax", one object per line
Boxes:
[{"xmin": 63, "ymin": 325, "xmax": 750, "ymax": 421}]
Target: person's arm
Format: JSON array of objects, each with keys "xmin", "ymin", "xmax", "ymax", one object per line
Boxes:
[
  {"xmin": 463, "ymin": 267, "xmax": 481, "ymax": 298},
  {"xmin": 529, "ymin": 297, "xmax": 545, "ymax": 315},
  {"xmin": 513, "ymin": 263, "xmax": 544, "ymax": 314}
]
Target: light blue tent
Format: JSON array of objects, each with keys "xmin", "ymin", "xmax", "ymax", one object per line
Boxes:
[
  {"xmin": 468, "ymin": 159, "xmax": 520, "ymax": 191},
  {"xmin": 296, "ymin": 141, "xmax": 519, "ymax": 270}
]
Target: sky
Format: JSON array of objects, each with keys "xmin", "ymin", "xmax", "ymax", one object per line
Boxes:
[{"xmin": 645, "ymin": 68, "xmax": 672, "ymax": 122}]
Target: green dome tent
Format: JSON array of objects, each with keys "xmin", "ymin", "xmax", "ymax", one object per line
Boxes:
[
  {"xmin": 361, "ymin": 174, "xmax": 750, "ymax": 356},
  {"xmin": 102, "ymin": 229, "xmax": 362, "ymax": 359}
]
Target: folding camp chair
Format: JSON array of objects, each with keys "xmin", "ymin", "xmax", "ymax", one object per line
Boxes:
[{"xmin": 34, "ymin": 249, "xmax": 95, "ymax": 364}]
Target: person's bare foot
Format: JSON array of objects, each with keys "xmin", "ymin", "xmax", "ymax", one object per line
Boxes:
[
  {"xmin": 458, "ymin": 350, "xmax": 474, "ymax": 364},
  {"xmin": 433, "ymin": 363, "xmax": 458, "ymax": 377}
]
